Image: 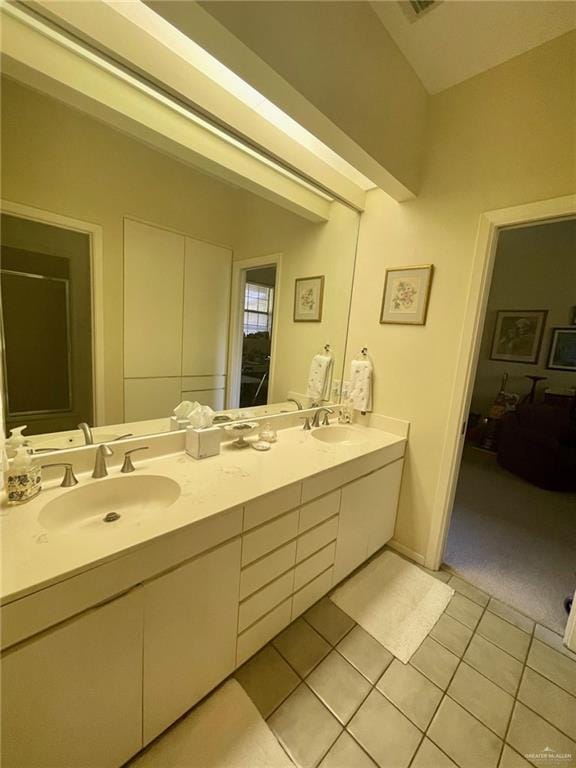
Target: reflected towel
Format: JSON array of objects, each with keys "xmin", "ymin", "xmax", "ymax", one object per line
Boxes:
[
  {"xmin": 349, "ymin": 359, "xmax": 373, "ymax": 412},
  {"xmin": 306, "ymin": 354, "xmax": 333, "ymax": 403}
]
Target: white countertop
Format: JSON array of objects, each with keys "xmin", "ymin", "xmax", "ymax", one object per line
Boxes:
[{"xmin": 1, "ymin": 423, "xmax": 405, "ymax": 605}]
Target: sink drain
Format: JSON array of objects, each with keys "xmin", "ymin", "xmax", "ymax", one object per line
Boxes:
[{"xmin": 103, "ymin": 512, "xmax": 121, "ymax": 523}]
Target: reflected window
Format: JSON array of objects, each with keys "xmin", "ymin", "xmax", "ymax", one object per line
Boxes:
[{"xmin": 243, "ymin": 282, "xmax": 274, "ymax": 335}]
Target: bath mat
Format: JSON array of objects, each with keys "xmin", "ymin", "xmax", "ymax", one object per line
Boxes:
[
  {"xmin": 330, "ymin": 551, "xmax": 454, "ymax": 663},
  {"xmin": 130, "ymin": 680, "xmax": 293, "ymax": 768}
]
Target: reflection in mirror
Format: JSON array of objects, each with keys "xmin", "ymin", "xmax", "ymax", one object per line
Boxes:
[{"xmin": 0, "ymin": 76, "xmax": 360, "ymax": 453}]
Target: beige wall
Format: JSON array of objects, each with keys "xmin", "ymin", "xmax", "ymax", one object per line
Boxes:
[
  {"xmin": 1, "ymin": 78, "xmax": 358, "ymax": 424},
  {"xmin": 346, "ymin": 31, "xmax": 576, "ymax": 560},
  {"xmin": 471, "ymin": 219, "xmax": 576, "ymax": 416},
  {"xmin": 234, "ymin": 194, "xmax": 359, "ymax": 402}
]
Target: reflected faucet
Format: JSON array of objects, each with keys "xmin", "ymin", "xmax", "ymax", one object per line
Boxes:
[
  {"xmin": 78, "ymin": 423, "xmax": 94, "ymax": 445},
  {"xmin": 287, "ymin": 398, "xmax": 303, "ymax": 411}
]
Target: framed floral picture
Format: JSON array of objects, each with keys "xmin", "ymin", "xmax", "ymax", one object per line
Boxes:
[
  {"xmin": 380, "ymin": 265, "xmax": 433, "ymax": 325},
  {"xmin": 489, "ymin": 309, "xmax": 548, "ymax": 364},
  {"xmin": 547, "ymin": 327, "xmax": 576, "ymax": 371},
  {"xmin": 294, "ymin": 275, "xmax": 324, "ymax": 322}
]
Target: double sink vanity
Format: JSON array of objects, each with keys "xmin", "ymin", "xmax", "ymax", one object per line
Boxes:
[{"xmin": 0, "ymin": 412, "xmax": 407, "ymax": 768}]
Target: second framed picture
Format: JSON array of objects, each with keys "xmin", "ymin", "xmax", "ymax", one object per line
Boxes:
[
  {"xmin": 294, "ymin": 275, "xmax": 324, "ymax": 322},
  {"xmin": 489, "ymin": 309, "xmax": 548, "ymax": 364},
  {"xmin": 380, "ymin": 264, "xmax": 433, "ymax": 325}
]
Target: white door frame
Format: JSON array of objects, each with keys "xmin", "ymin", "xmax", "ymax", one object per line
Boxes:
[
  {"xmin": 425, "ymin": 193, "xmax": 576, "ymax": 648},
  {"xmin": 0, "ymin": 200, "xmax": 106, "ymax": 425},
  {"xmin": 227, "ymin": 253, "xmax": 282, "ymax": 409}
]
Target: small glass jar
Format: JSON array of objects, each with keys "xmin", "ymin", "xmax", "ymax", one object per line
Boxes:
[{"xmin": 259, "ymin": 422, "xmax": 278, "ymax": 443}]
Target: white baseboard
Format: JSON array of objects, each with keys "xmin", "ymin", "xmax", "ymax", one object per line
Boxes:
[{"xmin": 388, "ymin": 539, "xmax": 425, "ymax": 566}]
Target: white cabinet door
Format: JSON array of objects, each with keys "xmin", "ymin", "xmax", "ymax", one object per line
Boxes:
[
  {"xmin": 124, "ymin": 219, "xmax": 185, "ymax": 378},
  {"xmin": 143, "ymin": 538, "xmax": 241, "ymax": 744},
  {"xmin": 333, "ymin": 460, "xmax": 403, "ymax": 585},
  {"xmin": 182, "ymin": 238, "xmax": 232, "ymax": 377},
  {"xmin": 1, "ymin": 589, "xmax": 144, "ymax": 768}
]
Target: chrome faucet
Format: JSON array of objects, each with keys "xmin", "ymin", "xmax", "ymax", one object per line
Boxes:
[
  {"xmin": 287, "ymin": 397, "xmax": 303, "ymax": 411},
  {"xmin": 92, "ymin": 444, "xmax": 113, "ymax": 478},
  {"xmin": 312, "ymin": 407, "xmax": 334, "ymax": 428},
  {"xmin": 78, "ymin": 422, "xmax": 94, "ymax": 445}
]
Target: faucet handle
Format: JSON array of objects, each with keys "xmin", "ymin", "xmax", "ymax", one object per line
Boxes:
[
  {"xmin": 121, "ymin": 447, "xmax": 149, "ymax": 473},
  {"xmin": 301, "ymin": 416, "xmax": 312, "ymax": 431},
  {"xmin": 41, "ymin": 463, "xmax": 79, "ymax": 488}
]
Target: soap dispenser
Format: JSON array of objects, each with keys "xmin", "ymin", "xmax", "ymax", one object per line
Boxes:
[
  {"xmin": 4, "ymin": 446, "xmax": 42, "ymax": 505},
  {"xmin": 5, "ymin": 426, "xmax": 28, "ymax": 459}
]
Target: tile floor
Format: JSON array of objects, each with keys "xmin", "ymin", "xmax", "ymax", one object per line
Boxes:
[{"xmin": 234, "ymin": 572, "xmax": 576, "ymax": 768}]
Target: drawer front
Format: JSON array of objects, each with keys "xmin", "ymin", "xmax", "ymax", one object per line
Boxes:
[
  {"xmin": 244, "ymin": 483, "xmax": 301, "ymax": 531},
  {"xmin": 294, "ymin": 542, "xmax": 336, "ymax": 592},
  {"xmin": 238, "ymin": 571, "xmax": 294, "ymax": 633},
  {"xmin": 236, "ymin": 598, "xmax": 292, "ymax": 666},
  {"xmin": 292, "ymin": 568, "xmax": 334, "ymax": 619},
  {"xmin": 296, "ymin": 516, "xmax": 339, "ymax": 563},
  {"xmin": 299, "ymin": 490, "xmax": 340, "ymax": 534},
  {"xmin": 240, "ymin": 541, "xmax": 297, "ymax": 600},
  {"xmin": 242, "ymin": 510, "xmax": 299, "ymax": 566}
]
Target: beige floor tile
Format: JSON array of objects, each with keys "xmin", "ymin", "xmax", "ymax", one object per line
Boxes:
[
  {"xmin": 430, "ymin": 613, "xmax": 474, "ymax": 657},
  {"xmin": 411, "ymin": 738, "xmax": 458, "ymax": 768},
  {"xmin": 476, "ymin": 613, "xmax": 531, "ymax": 662},
  {"xmin": 336, "ymin": 625, "xmax": 393, "ymax": 683},
  {"xmin": 318, "ymin": 732, "xmax": 377, "ymax": 768},
  {"xmin": 499, "ymin": 745, "xmax": 532, "ymax": 768},
  {"xmin": 487, "ymin": 599, "xmax": 535, "ymax": 635},
  {"xmin": 464, "ymin": 634, "xmax": 523, "ymax": 695},
  {"xmin": 428, "ymin": 697, "xmax": 502, "ymax": 768},
  {"xmin": 273, "ymin": 618, "xmax": 331, "ymax": 677},
  {"xmin": 506, "ymin": 702, "xmax": 576, "ymax": 768},
  {"xmin": 534, "ymin": 625, "xmax": 576, "ymax": 662},
  {"xmin": 410, "ymin": 637, "xmax": 459, "ymax": 690},
  {"xmin": 419, "ymin": 566, "xmax": 453, "ymax": 583},
  {"xmin": 234, "ymin": 645, "xmax": 300, "ymax": 718},
  {"xmin": 518, "ymin": 667, "xmax": 576, "ymax": 741},
  {"xmin": 268, "ymin": 683, "xmax": 342, "ymax": 768},
  {"xmin": 445, "ymin": 593, "xmax": 484, "ymax": 630},
  {"xmin": 304, "ymin": 599, "xmax": 355, "ymax": 646},
  {"xmin": 448, "ymin": 662, "xmax": 514, "ymax": 737},
  {"xmin": 376, "ymin": 659, "xmax": 442, "ymax": 730},
  {"xmin": 527, "ymin": 639, "xmax": 576, "ymax": 696},
  {"xmin": 307, "ymin": 650, "xmax": 371, "ymax": 724},
  {"xmin": 348, "ymin": 689, "xmax": 422, "ymax": 768},
  {"xmin": 448, "ymin": 576, "xmax": 490, "ymax": 607}
]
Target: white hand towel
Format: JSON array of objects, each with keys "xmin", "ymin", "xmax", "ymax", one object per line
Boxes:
[
  {"xmin": 307, "ymin": 354, "xmax": 333, "ymax": 403},
  {"xmin": 349, "ymin": 359, "xmax": 373, "ymax": 412}
]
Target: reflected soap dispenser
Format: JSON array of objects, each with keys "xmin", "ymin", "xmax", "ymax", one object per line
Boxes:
[{"xmin": 4, "ymin": 446, "xmax": 42, "ymax": 505}]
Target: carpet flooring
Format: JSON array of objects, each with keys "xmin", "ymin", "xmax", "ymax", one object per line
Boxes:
[{"xmin": 444, "ymin": 446, "xmax": 576, "ymax": 634}]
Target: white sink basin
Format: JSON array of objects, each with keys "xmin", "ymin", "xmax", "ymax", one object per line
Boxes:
[
  {"xmin": 312, "ymin": 426, "xmax": 365, "ymax": 445},
  {"xmin": 38, "ymin": 475, "xmax": 181, "ymax": 533}
]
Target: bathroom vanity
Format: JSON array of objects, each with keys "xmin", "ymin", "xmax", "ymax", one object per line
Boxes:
[{"xmin": 0, "ymin": 417, "xmax": 407, "ymax": 768}]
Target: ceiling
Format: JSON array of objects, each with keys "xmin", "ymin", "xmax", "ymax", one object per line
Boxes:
[{"xmin": 371, "ymin": 0, "xmax": 576, "ymax": 94}]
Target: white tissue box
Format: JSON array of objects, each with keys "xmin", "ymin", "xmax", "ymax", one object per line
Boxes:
[{"xmin": 185, "ymin": 426, "xmax": 221, "ymax": 459}]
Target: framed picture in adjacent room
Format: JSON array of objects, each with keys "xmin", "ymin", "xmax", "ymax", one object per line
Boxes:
[
  {"xmin": 489, "ymin": 309, "xmax": 548, "ymax": 364},
  {"xmin": 293, "ymin": 275, "xmax": 324, "ymax": 322},
  {"xmin": 547, "ymin": 327, "xmax": 576, "ymax": 371},
  {"xmin": 380, "ymin": 264, "xmax": 433, "ymax": 325}
]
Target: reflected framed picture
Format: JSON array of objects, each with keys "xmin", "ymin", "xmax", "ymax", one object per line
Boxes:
[
  {"xmin": 489, "ymin": 309, "xmax": 548, "ymax": 364},
  {"xmin": 380, "ymin": 264, "xmax": 433, "ymax": 325},
  {"xmin": 294, "ymin": 275, "xmax": 324, "ymax": 322},
  {"xmin": 547, "ymin": 327, "xmax": 576, "ymax": 371}
]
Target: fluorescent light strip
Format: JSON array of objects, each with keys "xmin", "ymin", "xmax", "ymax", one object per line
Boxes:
[{"xmin": 3, "ymin": 1, "xmax": 334, "ymax": 202}]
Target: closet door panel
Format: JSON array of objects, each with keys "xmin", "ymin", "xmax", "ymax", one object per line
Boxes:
[
  {"xmin": 125, "ymin": 377, "xmax": 181, "ymax": 422},
  {"xmin": 182, "ymin": 239, "xmax": 232, "ymax": 377},
  {"xmin": 124, "ymin": 219, "xmax": 184, "ymax": 378}
]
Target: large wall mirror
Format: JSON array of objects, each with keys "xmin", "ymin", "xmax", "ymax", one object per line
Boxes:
[{"xmin": 0, "ymin": 76, "xmax": 360, "ymax": 451}]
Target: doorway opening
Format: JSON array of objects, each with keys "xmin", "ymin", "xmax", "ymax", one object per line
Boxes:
[
  {"xmin": 444, "ymin": 217, "xmax": 576, "ymax": 633},
  {"xmin": 239, "ymin": 265, "xmax": 277, "ymax": 408}
]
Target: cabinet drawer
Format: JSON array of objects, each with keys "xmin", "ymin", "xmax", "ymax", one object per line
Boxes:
[
  {"xmin": 244, "ymin": 483, "xmax": 301, "ymax": 531},
  {"xmin": 240, "ymin": 541, "xmax": 297, "ymax": 600},
  {"xmin": 296, "ymin": 516, "xmax": 338, "ymax": 563},
  {"xmin": 238, "ymin": 571, "xmax": 294, "ymax": 633},
  {"xmin": 299, "ymin": 490, "xmax": 340, "ymax": 533},
  {"xmin": 292, "ymin": 568, "xmax": 334, "ymax": 619},
  {"xmin": 236, "ymin": 598, "xmax": 292, "ymax": 666},
  {"xmin": 294, "ymin": 542, "xmax": 336, "ymax": 592},
  {"xmin": 242, "ymin": 510, "xmax": 298, "ymax": 566}
]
